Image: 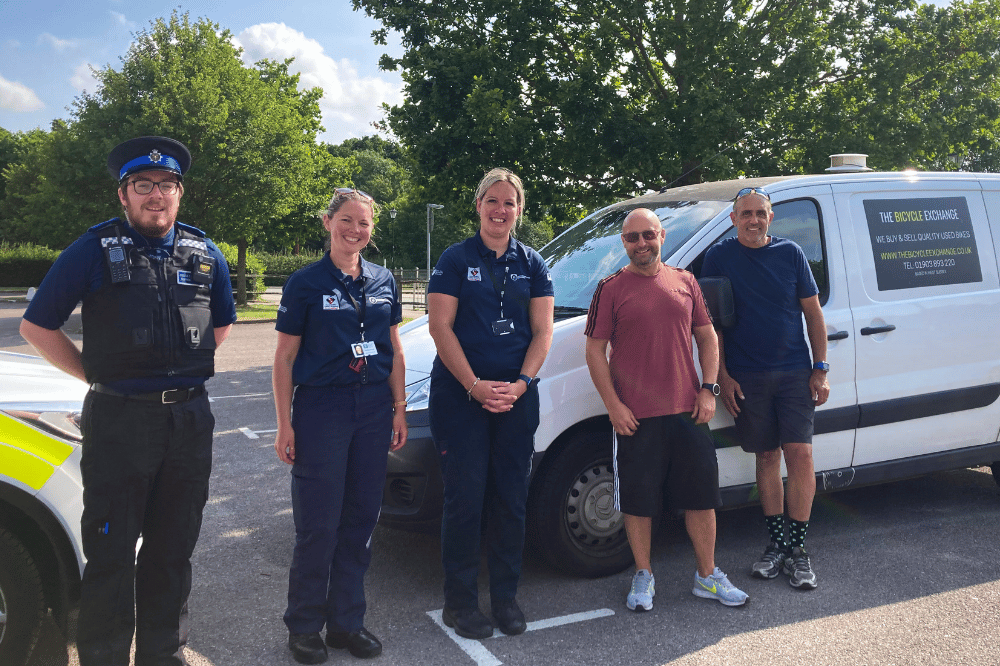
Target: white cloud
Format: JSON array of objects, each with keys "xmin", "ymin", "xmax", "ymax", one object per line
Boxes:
[
  {"xmin": 39, "ymin": 33, "xmax": 82, "ymax": 51},
  {"xmin": 110, "ymin": 11, "xmax": 137, "ymax": 29},
  {"xmin": 0, "ymin": 73, "xmax": 45, "ymax": 112},
  {"xmin": 70, "ymin": 62, "xmax": 99, "ymax": 93},
  {"xmin": 234, "ymin": 23, "xmax": 404, "ymax": 144}
]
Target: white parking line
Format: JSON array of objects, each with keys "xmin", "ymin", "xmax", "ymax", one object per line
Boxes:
[
  {"xmin": 238, "ymin": 427, "xmax": 277, "ymax": 440},
  {"xmin": 209, "ymin": 391, "xmax": 272, "ymax": 403},
  {"xmin": 426, "ymin": 608, "xmax": 614, "ymax": 666}
]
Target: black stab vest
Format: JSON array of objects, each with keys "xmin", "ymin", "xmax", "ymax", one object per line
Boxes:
[{"xmin": 81, "ymin": 222, "xmax": 217, "ymax": 384}]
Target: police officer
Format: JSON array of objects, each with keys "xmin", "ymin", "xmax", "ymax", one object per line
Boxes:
[
  {"xmin": 20, "ymin": 136, "xmax": 236, "ymax": 666},
  {"xmin": 272, "ymin": 188, "xmax": 407, "ymax": 664},
  {"xmin": 427, "ymin": 168, "xmax": 554, "ymax": 639}
]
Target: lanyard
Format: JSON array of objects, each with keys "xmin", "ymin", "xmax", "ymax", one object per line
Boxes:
[{"xmin": 337, "ymin": 273, "xmax": 368, "ymax": 341}]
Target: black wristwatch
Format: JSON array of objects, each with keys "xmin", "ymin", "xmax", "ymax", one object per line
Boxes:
[{"xmin": 701, "ymin": 383, "xmax": 721, "ymax": 396}]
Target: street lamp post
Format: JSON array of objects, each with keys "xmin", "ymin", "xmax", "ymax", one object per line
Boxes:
[
  {"xmin": 426, "ymin": 204, "xmax": 443, "ymax": 276},
  {"xmin": 389, "ymin": 209, "xmax": 397, "ymax": 269}
]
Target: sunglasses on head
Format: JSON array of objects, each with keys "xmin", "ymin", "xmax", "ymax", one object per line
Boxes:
[
  {"xmin": 734, "ymin": 187, "xmax": 770, "ymax": 202},
  {"xmin": 621, "ymin": 230, "xmax": 660, "ymax": 243},
  {"xmin": 334, "ymin": 187, "xmax": 373, "ymax": 201}
]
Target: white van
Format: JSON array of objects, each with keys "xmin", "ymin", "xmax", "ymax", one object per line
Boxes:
[{"xmin": 383, "ymin": 158, "xmax": 1000, "ymax": 578}]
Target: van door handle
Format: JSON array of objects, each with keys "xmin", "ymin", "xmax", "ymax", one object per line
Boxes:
[
  {"xmin": 827, "ymin": 331, "xmax": 849, "ymax": 341},
  {"xmin": 860, "ymin": 325, "xmax": 896, "ymax": 335}
]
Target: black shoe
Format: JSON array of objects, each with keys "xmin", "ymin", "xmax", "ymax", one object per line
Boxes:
[
  {"xmin": 326, "ymin": 628, "xmax": 383, "ymax": 658},
  {"xmin": 288, "ymin": 632, "xmax": 328, "ymax": 664},
  {"xmin": 442, "ymin": 606, "xmax": 493, "ymax": 639},
  {"xmin": 492, "ymin": 599, "xmax": 527, "ymax": 636}
]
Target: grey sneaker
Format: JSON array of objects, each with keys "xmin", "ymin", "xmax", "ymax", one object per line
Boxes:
[
  {"xmin": 626, "ymin": 569, "xmax": 654, "ymax": 611},
  {"xmin": 751, "ymin": 542, "xmax": 789, "ymax": 579},
  {"xmin": 783, "ymin": 546, "xmax": 818, "ymax": 589},
  {"xmin": 693, "ymin": 567, "xmax": 749, "ymax": 606}
]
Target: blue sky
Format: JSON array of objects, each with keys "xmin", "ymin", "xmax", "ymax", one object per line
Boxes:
[{"xmin": 0, "ymin": 0, "xmax": 405, "ymax": 144}]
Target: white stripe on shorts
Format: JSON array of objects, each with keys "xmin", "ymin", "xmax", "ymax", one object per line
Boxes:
[{"xmin": 612, "ymin": 430, "xmax": 621, "ymax": 511}]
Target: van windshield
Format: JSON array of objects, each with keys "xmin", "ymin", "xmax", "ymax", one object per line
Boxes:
[{"xmin": 541, "ymin": 200, "xmax": 729, "ymax": 313}]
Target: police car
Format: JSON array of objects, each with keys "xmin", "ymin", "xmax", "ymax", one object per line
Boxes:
[{"xmin": 0, "ymin": 351, "xmax": 86, "ymax": 666}]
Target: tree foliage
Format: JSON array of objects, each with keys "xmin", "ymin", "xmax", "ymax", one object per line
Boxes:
[
  {"xmin": 2, "ymin": 12, "xmax": 341, "ymax": 303},
  {"xmin": 357, "ymin": 0, "xmax": 1000, "ymax": 225}
]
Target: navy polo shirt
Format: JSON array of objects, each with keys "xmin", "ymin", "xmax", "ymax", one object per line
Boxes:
[
  {"xmin": 276, "ymin": 254, "xmax": 402, "ymax": 387},
  {"xmin": 428, "ymin": 232, "xmax": 553, "ymax": 381},
  {"xmin": 23, "ymin": 218, "xmax": 237, "ymax": 391},
  {"xmin": 701, "ymin": 236, "xmax": 818, "ymax": 372}
]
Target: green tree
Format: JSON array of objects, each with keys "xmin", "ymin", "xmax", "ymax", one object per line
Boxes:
[
  {"xmin": 356, "ymin": 0, "xmax": 1000, "ymax": 222},
  {"xmin": 3, "ymin": 12, "xmax": 337, "ymax": 304},
  {"xmin": 328, "ymin": 136, "xmax": 414, "ymax": 266}
]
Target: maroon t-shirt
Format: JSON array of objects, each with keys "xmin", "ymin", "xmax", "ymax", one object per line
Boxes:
[{"xmin": 585, "ymin": 264, "xmax": 712, "ymax": 419}]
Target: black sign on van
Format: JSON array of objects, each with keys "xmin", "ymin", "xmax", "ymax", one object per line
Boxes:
[{"xmin": 863, "ymin": 197, "xmax": 982, "ymax": 291}]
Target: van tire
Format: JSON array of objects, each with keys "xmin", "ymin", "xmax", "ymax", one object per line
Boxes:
[
  {"xmin": 527, "ymin": 431, "xmax": 633, "ymax": 577},
  {"xmin": 0, "ymin": 527, "xmax": 45, "ymax": 666},
  {"xmin": 991, "ymin": 462, "xmax": 1000, "ymax": 488}
]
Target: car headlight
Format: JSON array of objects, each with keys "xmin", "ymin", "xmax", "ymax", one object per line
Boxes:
[
  {"xmin": 405, "ymin": 376, "xmax": 431, "ymax": 411},
  {"xmin": 0, "ymin": 403, "xmax": 83, "ymax": 443}
]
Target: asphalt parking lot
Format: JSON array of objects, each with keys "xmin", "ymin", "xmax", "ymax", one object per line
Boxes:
[{"xmin": 4, "ymin": 301, "xmax": 1000, "ymax": 666}]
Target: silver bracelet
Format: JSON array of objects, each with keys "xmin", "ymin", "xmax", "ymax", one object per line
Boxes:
[{"xmin": 467, "ymin": 377, "xmax": 480, "ymax": 401}]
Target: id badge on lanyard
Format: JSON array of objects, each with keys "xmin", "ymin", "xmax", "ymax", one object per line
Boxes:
[{"xmin": 490, "ymin": 264, "xmax": 514, "ymax": 336}]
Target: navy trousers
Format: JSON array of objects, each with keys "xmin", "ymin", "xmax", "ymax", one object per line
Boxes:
[
  {"xmin": 77, "ymin": 389, "xmax": 213, "ymax": 666},
  {"xmin": 283, "ymin": 382, "xmax": 392, "ymax": 634},
  {"xmin": 429, "ymin": 373, "xmax": 539, "ymax": 611}
]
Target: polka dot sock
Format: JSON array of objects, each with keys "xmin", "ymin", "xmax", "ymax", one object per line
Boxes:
[
  {"xmin": 765, "ymin": 514, "xmax": 786, "ymax": 550},
  {"xmin": 788, "ymin": 519, "xmax": 809, "ymax": 550}
]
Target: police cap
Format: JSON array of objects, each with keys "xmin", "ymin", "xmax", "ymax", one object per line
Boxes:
[{"xmin": 106, "ymin": 136, "xmax": 192, "ymax": 182}]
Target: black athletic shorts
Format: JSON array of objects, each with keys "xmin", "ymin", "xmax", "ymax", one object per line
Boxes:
[
  {"xmin": 613, "ymin": 413, "xmax": 722, "ymax": 516},
  {"xmin": 731, "ymin": 368, "xmax": 815, "ymax": 453}
]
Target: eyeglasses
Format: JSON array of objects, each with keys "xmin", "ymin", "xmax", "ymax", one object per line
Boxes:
[
  {"xmin": 734, "ymin": 187, "xmax": 770, "ymax": 202},
  {"xmin": 622, "ymin": 230, "xmax": 660, "ymax": 243},
  {"xmin": 131, "ymin": 179, "xmax": 181, "ymax": 195},
  {"xmin": 334, "ymin": 187, "xmax": 373, "ymax": 201}
]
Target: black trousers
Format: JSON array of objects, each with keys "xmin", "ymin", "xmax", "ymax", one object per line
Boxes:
[{"xmin": 76, "ymin": 389, "xmax": 214, "ymax": 666}]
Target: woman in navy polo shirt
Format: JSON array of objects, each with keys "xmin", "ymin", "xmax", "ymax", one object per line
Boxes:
[
  {"xmin": 272, "ymin": 189, "xmax": 407, "ymax": 664},
  {"xmin": 427, "ymin": 168, "xmax": 554, "ymax": 639}
]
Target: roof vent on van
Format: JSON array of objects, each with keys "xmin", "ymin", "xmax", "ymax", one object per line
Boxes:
[{"xmin": 826, "ymin": 153, "xmax": 872, "ymax": 173}]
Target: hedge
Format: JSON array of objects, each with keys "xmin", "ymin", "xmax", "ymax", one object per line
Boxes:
[
  {"xmin": 257, "ymin": 251, "xmax": 324, "ymax": 286},
  {"xmin": 216, "ymin": 242, "xmax": 266, "ymax": 300},
  {"xmin": 0, "ymin": 244, "xmax": 61, "ymax": 288}
]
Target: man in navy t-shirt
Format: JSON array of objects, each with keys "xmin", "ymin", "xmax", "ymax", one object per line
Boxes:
[{"xmin": 701, "ymin": 188, "xmax": 829, "ymax": 591}]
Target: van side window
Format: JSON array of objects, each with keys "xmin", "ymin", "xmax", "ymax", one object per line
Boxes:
[{"xmin": 690, "ymin": 198, "xmax": 829, "ymax": 303}]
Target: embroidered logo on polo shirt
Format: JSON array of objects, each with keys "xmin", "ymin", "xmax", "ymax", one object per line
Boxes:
[
  {"xmin": 323, "ymin": 295, "xmax": 339, "ymax": 310},
  {"xmin": 467, "ymin": 267, "xmax": 481, "ymax": 281},
  {"xmin": 510, "ymin": 273, "xmax": 530, "ymax": 281},
  {"xmin": 432, "ymin": 269, "xmax": 443, "ymax": 276},
  {"xmin": 368, "ymin": 296, "xmax": 390, "ymax": 305}
]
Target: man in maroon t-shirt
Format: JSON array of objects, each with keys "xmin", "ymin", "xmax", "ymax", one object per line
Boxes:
[{"xmin": 585, "ymin": 208, "xmax": 748, "ymax": 611}]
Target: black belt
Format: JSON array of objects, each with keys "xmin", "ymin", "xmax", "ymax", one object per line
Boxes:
[{"xmin": 91, "ymin": 383, "xmax": 206, "ymax": 404}]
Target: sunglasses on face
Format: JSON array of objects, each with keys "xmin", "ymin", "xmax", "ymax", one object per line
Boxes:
[
  {"xmin": 621, "ymin": 230, "xmax": 660, "ymax": 243},
  {"xmin": 734, "ymin": 187, "xmax": 770, "ymax": 202}
]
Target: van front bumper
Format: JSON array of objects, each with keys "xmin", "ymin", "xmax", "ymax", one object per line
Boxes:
[{"xmin": 380, "ymin": 408, "xmax": 443, "ymax": 529}]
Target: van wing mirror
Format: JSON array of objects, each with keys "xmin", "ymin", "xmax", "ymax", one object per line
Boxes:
[{"xmin": 697, "ymin": 276, "xmax": 735, "ymax": 329}]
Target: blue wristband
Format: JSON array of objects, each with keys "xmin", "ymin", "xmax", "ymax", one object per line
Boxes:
[{"xmin": 518, "ymin": 374, "xmax": 534, "ymax": 386}]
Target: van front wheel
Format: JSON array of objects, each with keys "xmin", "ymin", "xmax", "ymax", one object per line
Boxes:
[
  {"xmin": 527, "ymin": 431, "xmax": 633, "ymax": 577},
  {"xmin": 991, "ymin": 462, "xmax": 1000, "ymax": 487}
]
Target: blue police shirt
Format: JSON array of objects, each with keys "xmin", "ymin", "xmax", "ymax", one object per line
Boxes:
[
  {"xmin": 428, "ymin": 231, "xmax": 553, "ymax": 381},
  {"xmin": 23, "ymin": 218, "xmax": 237, "ymax": 391},
  {"xmin": 701, "ymin": 236, "xmax": 818, "ymax": 373},
  {"xmin": 275, "ymin": 254, "xmax": 402, "ymax": 387}
]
